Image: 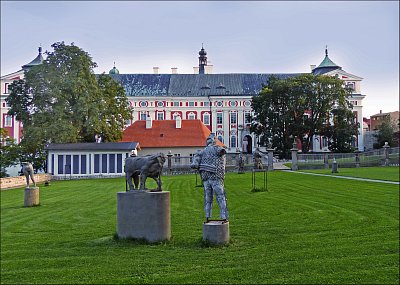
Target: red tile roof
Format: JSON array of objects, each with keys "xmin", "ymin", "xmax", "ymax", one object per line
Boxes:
[{"xmin": 121, "ymin": 120, "xmax": 225, "ymax": 148}]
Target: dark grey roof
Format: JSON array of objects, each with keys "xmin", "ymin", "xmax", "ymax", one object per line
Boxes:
[
  {"xmin": 110, "ymin": 74, "xmax": 171, "ymax": 97},
  {"xmin": 312, "ymin": 66, "xmax": 341, "ymax": 75},
  {"xmin": 45, "ymin": 142, "xmax": 139, "ymax": 151},
  {"xmin": 109, "ymin": 73, "xmax": 303, "ymax": 97}
]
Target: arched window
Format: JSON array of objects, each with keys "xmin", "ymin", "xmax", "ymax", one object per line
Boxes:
[
  {"xmin": 218, "ymin": 136, "xmax": 224, "ymax": 144},
  {"xmin": 203, "ymin": 113, "xmax": 210, "ymax": 125},
  {"xmin": 187, "ymin": 112, "xmax": 196, "ymax": 120}
]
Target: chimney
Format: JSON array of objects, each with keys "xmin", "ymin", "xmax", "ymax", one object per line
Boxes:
[
  {"xmin": 146, "ymin": 114, "xmax": 152, "ymax": 129},
  {"xmin": 153, "ymin": 67, "xmax": 159, "ymax": 74},
  {"xmin": 175, "ymin": 115, "xmax": 182, "ymax": 129},
  {"xmin": 193, "ymin": 66, "xmax": 199, "ymax": 74},
  {"xmin": 205, "ymin": 64, "xmax": 213, "ymax": 74},
  {"xmin": 310, "ymin": 65, "xmax": 316, "ymax": 71},
  {"xmin": 171, "ymin": 67, "xmax": 178, "ymax": 74}
]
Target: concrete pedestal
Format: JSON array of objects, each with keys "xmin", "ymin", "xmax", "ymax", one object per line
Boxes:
[
  {"xmin": 332, "ymin": 160, "xmax": 338, "ymax": 173},
  {"xmin": 24, "ymin": 187, "xmax": 40, "ymax": 207},
  {"xmin": 203, "ymin": 221, "xmax": 230, "ymax": 245},
  {"xmin": 117, "ymin": 191, "xmax": 171, "ymax": 242}
]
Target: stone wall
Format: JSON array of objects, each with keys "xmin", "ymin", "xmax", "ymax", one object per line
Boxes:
[{"xmin": 0, "ymin": 174, "xmax": 52, "ymax": 190}]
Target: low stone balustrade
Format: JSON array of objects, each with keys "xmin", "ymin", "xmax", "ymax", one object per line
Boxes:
[{"xmin": 0, "ymin": 174, "xmax": 52, "ymax": 190}]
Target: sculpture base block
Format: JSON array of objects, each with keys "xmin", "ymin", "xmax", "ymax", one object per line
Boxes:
[
  {"xmin": 203, "ymin": 221, "xmax": 230, "ymax": 245},
  {"xmin": 24, "ymin": 187, "xmax": 40, "ymax": 207},
  {"xmin": 117, "ymin": 191, "xmax": 171, "ymax": 243}
]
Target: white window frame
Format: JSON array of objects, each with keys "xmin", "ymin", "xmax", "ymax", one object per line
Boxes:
[
  {"xmin": 157, "ymin": 112, "xmax": 165, "ymax": 120},
  {"xmin": 244, "ymin": 111, "xmax": 252, "ymax": 124},
  {"xmin": 217, "ymin": 112, "xmax": 223, "ymax": 124},
  {"xmin": 203, "ymin": 113, "xmax": 210, "ymax": 125},
  {"xmin": 230, "ymin": 135, "xmax": 237, "ymax": 148},
  {"xmin": 322, "ymin": 137, "xmax": 328, "ymax": 148},
  {"xmin": 4, "ymin": 115, "xmax": 12, "ymax": 127},
  {"xmin": 230, "ymin": 112, "xmax": 237, "ymax": 124}
]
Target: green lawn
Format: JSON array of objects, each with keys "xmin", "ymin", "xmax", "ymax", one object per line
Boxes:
[
  {"xmin": 299, "ymin": 166, "xmax": 400, "ymax": 182},
  {"xmin": 1, "ymin": 171, "xmax": 399, "ymax": 284}
]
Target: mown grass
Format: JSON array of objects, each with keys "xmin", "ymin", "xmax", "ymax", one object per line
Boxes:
[
  {"xmin": 1, "ymin": 171, "xmax": 399, "ymax": 284},
  {"xmin": 299, "ymin": 166, "xmax": 400, "ymax": 182}
]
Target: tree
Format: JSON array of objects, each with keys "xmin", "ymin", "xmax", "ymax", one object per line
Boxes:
[
  {"xmin": 251, "ymin": 74, "xmax": 358, "ymax": 158},
  {"xmin": 6, "ymin": 42, "xmax": 132, "ymax": 170},
  {"xmin": 322, "ymin": 107, "xmax": 359, "ymax": 152},
  {"xmin": 0, "ymin": 128, "xmax": 21, "ymax": 177},
  {"xmin": 373, "ymin": 117, "xmax": 396, "ymax": 149}
]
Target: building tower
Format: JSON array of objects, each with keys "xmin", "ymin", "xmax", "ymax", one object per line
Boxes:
[
  {"xmin": 198, "ymin": 44, "xmax": 207, "ymax": 74},
  {"xmin": 21, "ymin": 46, "xmax": 44, "ymax": 70},
  {"xmin": 312, "ymin": 46, "xmax": 342, "ymax": 75},
  {"xmin": 109, "ymin": 62, "xmax": 120, "ymax": 74}
]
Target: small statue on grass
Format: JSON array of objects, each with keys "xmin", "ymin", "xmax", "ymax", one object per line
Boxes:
[
  {"xmin": 22, "ymin": 162, "xmax": 36, "ymax": 188},
  {"xmin": 254, "ymin": 148, "xmax": 264, "ymax": 169},
  {"xmin": 191, "ymin": 133, "xmax": 229, "ymax": 223},
  {"xmin": 238, "ymin": 153, "xmax": 245, "ymax": 173}
]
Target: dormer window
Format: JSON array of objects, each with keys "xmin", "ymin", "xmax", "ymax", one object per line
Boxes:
[
  {"xmin": 346, "ymin": 82, "xmax": 355, "ymax": 91},
  {"xmin": 216, "ymin": 83, "xmax": 226, "ymax": 89},
  {"xmin": 201, "ymin": 84, "xmax": 211, "ymax": 90}
]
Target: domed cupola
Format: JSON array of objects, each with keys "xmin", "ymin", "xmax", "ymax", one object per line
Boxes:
[
  {"xmin": 198, "ymin": 44, "xmax": 208, "ymax": 74},
  {"xmin": 199, "ymin": 46, "xmax": 207, "ymax": 56},
  {"xmin": 109, "ymin": 62, "xmax": 120, "ymax": 74},
  {"xmin": 22, "ymin": 46, "xmax": 44, "ymax": 70},
  {"xmin": 312, "ymin": 46, "xmax": 342, "ymax": 75}
]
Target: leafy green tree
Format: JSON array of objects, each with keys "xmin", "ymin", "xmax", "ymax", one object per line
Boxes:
[
  {"xmin": 251, "ymin": 74, "xmax": 358, "ymax": 158},
  {"xmin": 322, "ymin": 107, "xmax": 359, "ymax": 152},
  {"xmin": 6, "ymin": 42, "xmax": 132, "ymax": 170},
  {"xmin": 0, "ymin": 128, "xmax": 21, "ymax": 177},
  {"xmin": 373, "ymin": 118, "xmax": 396, "ymax": 149}
]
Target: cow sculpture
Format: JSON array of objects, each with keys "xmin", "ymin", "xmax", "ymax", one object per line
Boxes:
[{"xmin": 124, "ymin": 153, "xmax": 166, "ymax": 191}]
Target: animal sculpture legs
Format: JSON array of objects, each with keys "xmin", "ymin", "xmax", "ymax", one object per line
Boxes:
[
  {"xmin": 126, "ymin": 173, "xmax": 139, "ymax": 191},
  {"xmin": 139, "ymin": 175, "xmax": 162, "ymax": 191},
  {"xmin": 203, "ymin": 179, "xmax": 229, "ymax": 220}
]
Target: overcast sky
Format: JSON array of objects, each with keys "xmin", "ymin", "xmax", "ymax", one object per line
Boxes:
[{"xmin": 1, "ymin": 1, "xmax": 398, "ymax": 118}]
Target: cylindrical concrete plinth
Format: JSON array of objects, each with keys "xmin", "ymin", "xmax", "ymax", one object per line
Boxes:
[
  {"xmin": 203, "ymin": 221, "xmax": 230, "ymax": 245},
  {"xmin": 24, "ymin": 187, "xmax": 40, "ymax": 207},
  {"xmin": 117, "ymin": 191, "xmax": 171, "ymax": 242}
]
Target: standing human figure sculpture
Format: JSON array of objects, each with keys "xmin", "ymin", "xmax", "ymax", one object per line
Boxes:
[
  {"xmin": 191, "ymin": 133, "xmax": 229, "ymax": 223},
  {"xmin": 254, "ymin": 148, "xmax": 264, "ymax": 169},
  {"xmin": 238, "ymin": 152, "xmax": 245, "ymax": 173},
  {"xmin": 22, "ymin": 162, "xmax": 36, "ymax": 188}
]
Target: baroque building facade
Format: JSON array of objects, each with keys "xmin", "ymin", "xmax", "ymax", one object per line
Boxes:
[{"xmin": 1, "ymin": 46, "xmax": 365, "ymax": 153}]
